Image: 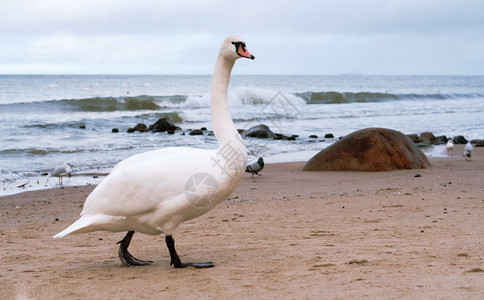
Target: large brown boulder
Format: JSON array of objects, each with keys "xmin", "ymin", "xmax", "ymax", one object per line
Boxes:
[{"xmin": 303, "ymin": 128, "xmax": 430, "ymax": 171}]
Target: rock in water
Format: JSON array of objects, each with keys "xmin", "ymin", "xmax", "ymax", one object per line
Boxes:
[
  {"xmin": 189, "ymin": 129, "xmax": 204, "ymax": 136},
  {"xmin": 434, "ymin": 135, "xmax": 448, "ymax": 144},
  {"xmin": 452, "ymin": 135, "xmax": 468, "ymax": 144},
  {"xmin": 149, "ymin": 118, "xmax": 177, "ymax": 132},
  {"xmin": 241, "ymin": 124, "xmax": 276, "ymax": 139},
  {"xmin": 473, "ymin": 140, "xmax": 484, "ymax": 147},
  {"xmin": 134, "ymin": 123, "xmax": 148, "ymax": 132},
  {"xmin": 406, "ymin": 134, "xmax": 419, "ymax": 143},
  {"xmin": 417, "ymin": 132, "xmax": 436, "ymax": 144},
  {"xmin": 303, "ymin": 128, "xmax": 430, "ymax": 171}
]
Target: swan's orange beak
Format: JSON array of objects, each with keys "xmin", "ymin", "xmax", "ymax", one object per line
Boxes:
[{"xmin": 236, "ymin": 44, "xmax": 255, "ymax": 60}]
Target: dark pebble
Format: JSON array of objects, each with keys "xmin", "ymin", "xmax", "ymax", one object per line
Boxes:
[{"xmin": 189, "ymin": 129, "xmax": 204, "ymax": 135}]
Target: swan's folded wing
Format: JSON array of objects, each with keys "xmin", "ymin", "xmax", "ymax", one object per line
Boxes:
[{"xmin": 80, "ymin": 147, "xmax": 216, "ymax": 217}]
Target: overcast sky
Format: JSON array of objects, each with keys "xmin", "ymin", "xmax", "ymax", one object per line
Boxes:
[{"xmin": 1, "ymin": 0, "xmax": 483, "ymax": 75}]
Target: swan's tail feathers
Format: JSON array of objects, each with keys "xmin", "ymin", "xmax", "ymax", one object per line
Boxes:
[{"xmin": 53, "ymin": 214, "xmax": 123, "ymax": 238}]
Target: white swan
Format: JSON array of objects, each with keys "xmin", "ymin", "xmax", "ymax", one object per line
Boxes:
[{"xmin": 54, "ymin": 36, "xmax": 255, "ymax": 268}]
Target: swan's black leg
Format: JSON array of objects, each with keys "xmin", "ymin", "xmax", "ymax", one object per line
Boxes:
[
  {"xmin": 165, "ymin": 235, "xmax": 214, "ymax": 268},
  {"xmin": 117, "ymin": 231, "xmax": 153, "ymax": 266}
]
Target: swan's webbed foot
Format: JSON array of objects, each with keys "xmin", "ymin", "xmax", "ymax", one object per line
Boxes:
[
  {"xmin": 172, "ymin": 261, "xmax": 214, "ymax": 269},
  {"xmin": 118, "ymin": 248, "xmax": 153, "ymax": 266},
  {"xmin": 117, "ymin": 231, "xmax": 153, "ymax": 266},
  {"xmin": 166, "ymin": 235, "xmax": 214, "ymax": 269}
]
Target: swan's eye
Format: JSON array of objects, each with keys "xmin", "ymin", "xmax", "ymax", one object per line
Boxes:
[{"xmin": 232, "ymin": 42, "xmax": 246, "ymax": 53}]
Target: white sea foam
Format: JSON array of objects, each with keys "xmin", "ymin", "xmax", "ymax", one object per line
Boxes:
[{"xmin": 228, "ymin": 87, "xmax": 306, "ymax": 106}]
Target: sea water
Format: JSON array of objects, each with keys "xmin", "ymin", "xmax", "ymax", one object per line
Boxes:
[{"xmin": 1, "ymin": 75, "xmax": 483, "ymax": 195}]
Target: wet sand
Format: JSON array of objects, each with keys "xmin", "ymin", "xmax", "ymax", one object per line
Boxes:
[{"xmin": 1, "ymin": 145, "xmax": 483, "ymax": 299}]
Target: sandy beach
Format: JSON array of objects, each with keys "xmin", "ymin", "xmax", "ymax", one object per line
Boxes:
[{"xmin": 1, "ymin": 144, "xmax": 483, "ymax": 299}]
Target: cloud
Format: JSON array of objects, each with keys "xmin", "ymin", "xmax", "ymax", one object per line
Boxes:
[
  {"xmin": 4, "ymin": 0, "xmax": 482, "ymax": 36},
  {"xmin": 1, "ymin": 0, "xmax": 483, "ymax": 74}
]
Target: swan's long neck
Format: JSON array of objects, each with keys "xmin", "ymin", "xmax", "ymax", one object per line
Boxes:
[
  {"xmin": 210, "ymin": 54, "xmax": 247, "ymax": 177},
  {"xmin": 210, "ymin": 56, "xmax": 239, "ymax": 146}
]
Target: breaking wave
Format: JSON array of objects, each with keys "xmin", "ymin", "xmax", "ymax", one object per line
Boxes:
[
  {"xmin": 295, "ymin": 91, "xmax": 484, "ymax": 104},
  {"xmin": 1, "ymin": 88, "xmax": 482, "ymax": 114}
]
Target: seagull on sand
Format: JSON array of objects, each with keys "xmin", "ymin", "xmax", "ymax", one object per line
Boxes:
[
  {"xmin": 464, "ymin": 142, "xmax": 474, "ymax": 160},
  {"xmin": 446, "ymin": 139, "xmax": 454, "ymax": 156},
  {"xmin": 48, "ymin": 162, "xmax": 73, "ymax": 185},
  {"xmin": 246, "ymin": 157, "xmax": 264, "ymax": 178}
]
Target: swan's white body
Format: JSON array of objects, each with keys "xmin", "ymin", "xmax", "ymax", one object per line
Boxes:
[{"xmin": 54, "ymin": 36, "xmax": 251, "ymax": 239}]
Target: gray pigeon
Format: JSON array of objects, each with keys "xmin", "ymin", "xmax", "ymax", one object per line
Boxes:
[
  {"xmin": 464, "ymin": 142, "xmax": 474, "ymax": 160},
  {"xmin": 245, "ymin": 157, "xmax": 264, "ymax": 178}
]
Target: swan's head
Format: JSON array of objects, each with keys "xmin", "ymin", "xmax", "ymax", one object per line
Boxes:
[{"xmin": 220, "ymin": 35, "xmax": 255, "ymax": 61}]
